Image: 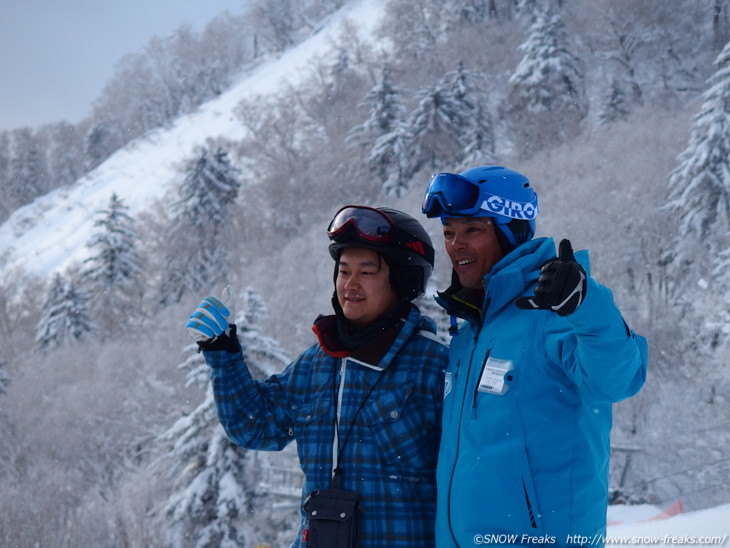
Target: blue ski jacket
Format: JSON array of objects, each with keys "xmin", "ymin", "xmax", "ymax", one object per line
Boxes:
[
  {"xmin": 435, "ymin": 237, "xmax": 648, "ymax": 548},
  {"xmin": 202, "ymin": 303, "xmax": 448, "ymax": 548}
]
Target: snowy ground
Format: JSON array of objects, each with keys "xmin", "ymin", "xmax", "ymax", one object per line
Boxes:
[{"xmin": 604, "ymin": 502, "xmax": 729, "ymax": 546}]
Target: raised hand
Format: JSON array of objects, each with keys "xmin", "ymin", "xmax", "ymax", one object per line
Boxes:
[
  {"xmin": 186, "ymin": 295, "xmax": 232, "ymax": 342},
  {"xmin": 514, "ymin": 239, "xmax": 587, "ymax": 316}
]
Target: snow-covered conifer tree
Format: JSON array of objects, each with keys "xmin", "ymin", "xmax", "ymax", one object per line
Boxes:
[
  {"xmin": 0, "ymin": 132, "xmax": 10, "ymax": 219},
  {"xmin": 160, "ymin": 146, "xmax": 241, "ymax": 304},
  {"xmin": 380, "ymin": 63, "xmax": 493, "ymax": 195},
  {"xmin": 44, "ymin": 122, "xmax": 84, "ymax": 188},
  {"xmin": 9, "ymin": 128, "xmax": 48, "ymax": 210},
  {"xmin": 598, "ymin": 78, "xmax": 631, "ymax": 125},
  {"xmin": 665, "ymin": 40, "xmax": 730, "ymax": 265},
  {"xmin": 662, "ymin": 40, "xmax": 730, "ymax": 339},
  {"xmin": 442, "ymin": 0, "xmax": 502, "ymax": 27},
  {"xmin": 157, "ymin": 289, "xmax": 298, "ymax": 548},
  {"xmin": 35, "ymin": 273, "xmax": 96, "ymax": 351},
  {"xmin": 0, "ymin": 353, "xmax": 9, "ymax": 396},
  {"xmin": 503, "ymin": 8, "xmax": 586, "ymax": 156},
  {"xmin": 346, "ymin": 64, "xmax": 407, "ymax": 151},
  {"xmin": 82, "ymin": 194, "xmax": 142, "ymax": 333},
  {"xmin": 84, "ymin": 123, "xmax": 117, "ymax": 171}
]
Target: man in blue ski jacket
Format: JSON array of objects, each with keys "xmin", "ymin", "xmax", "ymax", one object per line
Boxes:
[
  {"xmin": 422, "ymin": 165, "xmax": 648, "ymax": 548},
  {"xmin": 186, "ymin": 206, "xmax": 448, "ymax": 548}
]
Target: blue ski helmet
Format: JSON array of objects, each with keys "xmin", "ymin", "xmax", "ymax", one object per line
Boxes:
[{"xmin": 422, "ymin": 165, "xmax": 538, "ymax": 252}]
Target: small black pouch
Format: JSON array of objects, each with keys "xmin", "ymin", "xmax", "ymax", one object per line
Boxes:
[{"xmin": 303, "ymin": 487, "xmax": 360, "ymax": 548}]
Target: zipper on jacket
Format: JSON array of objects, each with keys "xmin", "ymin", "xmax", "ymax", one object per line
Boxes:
[
  {"xmin": 447, "ymin": 359, "xmax": 460, "ymax": 422},
  {"xmin": 332, "ymin": 358, "xmax": 347, "ymax": 480},
  {"xmin": 471, "ymin": 349, "xmax": 491, "ymax": 416},
  {"xmin": 447, "ymin": 337, "xmax": 481, "ymax": 548}
]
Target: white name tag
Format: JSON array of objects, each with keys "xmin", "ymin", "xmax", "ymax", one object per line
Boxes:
[{"xmin": 477, "ymin": 356, "xmax": 514, "ymax": 395}]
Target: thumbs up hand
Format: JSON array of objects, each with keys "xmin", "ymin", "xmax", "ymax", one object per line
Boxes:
[{"xmin": 515, "ymin": 239, "xmax": 587, "ymax": 316}]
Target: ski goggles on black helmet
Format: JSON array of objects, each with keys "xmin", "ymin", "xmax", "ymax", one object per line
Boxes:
[{"xmin": 327, "ymin": 205, "xmax": 396, "ymax": 243}]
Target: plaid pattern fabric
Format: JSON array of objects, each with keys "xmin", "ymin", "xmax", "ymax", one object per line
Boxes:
[{"xmin": 204, "ymin": 304, "xmax": 448, "ymax": 548}]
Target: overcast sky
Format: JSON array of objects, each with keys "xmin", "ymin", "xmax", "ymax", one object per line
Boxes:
[{"xmin": 0, "ymin": 0, "xmax": 247, "ymax": 132}]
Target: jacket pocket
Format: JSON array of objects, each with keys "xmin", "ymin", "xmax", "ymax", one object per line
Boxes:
[
  {"xmin": 293, "ymin": 397, "xmax": 331, "ymax": 424},
  {"xmin": 360, "ymin": 383, "xmax": 437, "ymax": 475}
]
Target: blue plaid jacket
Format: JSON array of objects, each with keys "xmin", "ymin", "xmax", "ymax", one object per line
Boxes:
[{"xmin": 203, "ymin": 303, "xmax": 448, "ymax": 548}]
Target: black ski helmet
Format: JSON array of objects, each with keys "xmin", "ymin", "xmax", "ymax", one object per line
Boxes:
[{"xmin": 327, "ymin": 205, "xmax": 435, "ymax": 301}]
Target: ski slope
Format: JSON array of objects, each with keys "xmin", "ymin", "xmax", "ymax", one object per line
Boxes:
[{"xmin": 0, "ymin": 0, "xmax": 385, "ymax": 280}]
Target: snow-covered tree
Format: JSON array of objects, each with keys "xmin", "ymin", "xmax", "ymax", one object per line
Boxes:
[
  {"xmin": 665, "ymin": 40, "xmax": 730, "ymax": 267},
  {"xmin": 442, "ymin": 0, "xmax": 517, "ymax": 26},
  {"xmin": 83, "ymin": 122, "xmax": 118, "ymax": 171},
  {"xmin": 503, "ymin": 8, "xmax": 586, "ymax": 156},
  {"xmin": 35, "ymin": 273, "xmax": 96, "ymax": 351},
  {"xmin": 160, "ymin": 146, "xmax": 241, "ymax": 304},
  {"xmin": 0, "ymin": 131, "xmax": 10, "ymax": 220},
  {"xmin": 8, "ymin": 127, "xmax": 48, "ymax": 210},
  {"xmin": 82, "ymin": 194, "xmax": 142, "ymax": 333},
  {"xmin": 346, "ymin": 64, "xmax": 407, "ymax": 150},
  {"xmin": 597, "ymin": 78, "xmax": 631, "ymax": 125},
  {"xmin": 0, "ymin": 353, "xmax": 9, "ymax": 396},
  {"xmin": 43, "ymin": 122, "xmax": 85, "ymax": 189},
  {"xmin": 377, "ymin": 0, "xmax": 440, "ymax": 62},
  {"xmin": 157, "ymin": 289, "xmax": 297, "ymax": 548},
  {"xmin": 175, "ymin": 146, "xmax": 241, "ymax": 230},
  {"xmin": 377, "ymin": 63, "xmax": 493, "ymax": 196},
  {"xmin": 661, "ymin": 40, "xmax": 730, "ymax": 343}
]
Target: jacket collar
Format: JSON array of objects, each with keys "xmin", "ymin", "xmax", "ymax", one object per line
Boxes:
[
  {"xmin": 312, "ymin": 303, "xmax": 423, "ymax": 370},
  {"xmin": 437, "ymin": 237, "xmax": 558, "ymax": 326}
]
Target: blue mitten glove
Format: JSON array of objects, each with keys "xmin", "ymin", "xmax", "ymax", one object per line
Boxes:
[{"xmin": 187, "ymin": 295, "xmax": 232, "ymax": 343}]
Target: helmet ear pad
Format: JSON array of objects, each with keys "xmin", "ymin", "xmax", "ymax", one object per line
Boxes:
[
  {"xmin": 493, "ymin": 218, "xmax": 534, "ymax": 253},
  {"xmin": 388, "ymin": 262, "xmax": 426, "ymax": 301}
]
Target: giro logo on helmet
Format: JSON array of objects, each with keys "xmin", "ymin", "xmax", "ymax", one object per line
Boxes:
[{"xmin": 481, "ymin": 194, "xmax": 538, "ymax": 220}]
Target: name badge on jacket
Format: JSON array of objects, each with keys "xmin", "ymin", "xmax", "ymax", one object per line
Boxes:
[{"xmin": 477, "ymin": 356, "xmax": 514, "ymax": 396}]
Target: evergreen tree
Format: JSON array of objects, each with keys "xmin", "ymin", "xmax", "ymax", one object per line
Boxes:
[
  {"xmin": 378, "ymin": 1, "xmax": 440, "ymax": 62},
  {"xmin": 9, "ymin": 128, "xmax": 48, "ymax": 210},
  {"xmin": 35, "ymin": 273, "xmax": 96, "ymax": 351},
  {"xmin": 82, "ymin": 194, "xmax": 142, "ymax": 333},
  {"xmin": 160, "ymin": 146, "xmax": 241, "ymax": 304},
  {"xmin": 346, "ymin": 64, "xmax": 407, "ymax": 150},
  {"xmin": 443, "ymin": 0, "xmax": 501, "ymax": 26},
  {"xmin": 378, "ymin": 63, "xmax": 493, "ymax": 196},
  {"xmin": 44, "ymin": 122, "xmax": 84, "ymax": 188},
  {"xmin": 460, "ymin": 100, "xmax": 498, "ymax": 168},
  {"xmin": 84, "ymin": 122, "xmax": 118, "ymax": 171},
  {"xmin": 367, "ymin": 122, "xmax": 416, "ymax": 198},
  {"xmin": 157, "ymin": 289, "xmax": 297, "ymax": 548},
  {"xmin": 0, "ymin": 353, "xmax": 9, "ymax": 396},
  {"xmin": 663, "ymin": 40, "xmax": 730, "ymax": 313},
  {"xmin": 0, "ymin": 131, "xmax": 10, "ymax": 219},
  {"xmin": 598, "ymin": 78, "xmax": 631, "ymax": 125},
  {"xmin": 503, "ymin": 8, "xmax": 586, "ymax": 156}
]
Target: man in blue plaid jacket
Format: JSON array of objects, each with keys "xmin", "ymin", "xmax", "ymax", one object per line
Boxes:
[{"xmin": 187, "ymin": 206, "xmax": 448, "ymax": 548}]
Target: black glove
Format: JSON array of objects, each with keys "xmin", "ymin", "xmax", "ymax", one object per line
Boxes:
[{"xmin": 514, "ymin": 239, "xmax": 587, "ymax": 316}]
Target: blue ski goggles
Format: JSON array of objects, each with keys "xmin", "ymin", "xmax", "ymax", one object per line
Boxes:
[
  {"xmin": 422, "ymin": 172, "xmax": 538, "ymax": 221},
  {"xmin": 422, "ymin": 172, "xmax": 482, "ymax": 218}
]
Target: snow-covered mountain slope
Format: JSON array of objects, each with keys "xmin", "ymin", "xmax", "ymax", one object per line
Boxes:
[{"xmin": 0, "ymin": 0, "xmax": 385, "ymax": 280}]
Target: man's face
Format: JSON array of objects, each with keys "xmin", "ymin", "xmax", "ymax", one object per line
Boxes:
[
  {"xmin": 442, "ymin": 217, "xmax": 504, "ymax": 289},
  {"xmin": 335, "ymin": 247, "xmax": 399, "ymax": 327}
]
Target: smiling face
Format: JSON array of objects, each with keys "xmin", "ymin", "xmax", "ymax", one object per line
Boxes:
[
  {"xmin": 335, "ymin": 247, "xmax": 399, "ymax": 327},
  {"xmin": 442, "ymin": 217, "xmax": 504, "ymax": 290}
]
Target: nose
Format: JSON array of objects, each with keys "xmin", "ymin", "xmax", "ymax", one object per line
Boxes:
[
  {"xmin": 344, "ymin": 274, "xmax": 360, "ymax": 289},
  {"xmin": 449, "ymin": 231, "xmax": 466, "ymax": 250}
]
